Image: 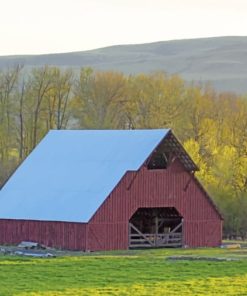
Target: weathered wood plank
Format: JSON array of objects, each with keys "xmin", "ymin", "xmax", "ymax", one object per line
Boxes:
[
  {"xmin": 170, "ymin": 222, "xmax": 183, "ymax": 234},
  {"xmin": 129, "ymin": 223, "xmax": 154, "ymax": 246}
]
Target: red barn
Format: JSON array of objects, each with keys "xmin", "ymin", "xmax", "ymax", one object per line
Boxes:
[{"xmin": 0, "ymin": 129, "xmax": 222, "ymax": 251}]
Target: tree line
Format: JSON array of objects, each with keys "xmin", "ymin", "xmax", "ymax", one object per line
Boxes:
[{"xmin": 0, "ymin": 66, "xmax": 246, "ymax": 238}]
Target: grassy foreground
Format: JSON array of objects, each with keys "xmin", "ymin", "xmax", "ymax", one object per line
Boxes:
[{"xmin": 1, "ymin": 248, "xmax": 247, "ymax": 296}]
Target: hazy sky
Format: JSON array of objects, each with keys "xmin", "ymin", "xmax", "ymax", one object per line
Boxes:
[{"xmin": 0, "ymin": 0, "xmax": 247, "ymax": 55}]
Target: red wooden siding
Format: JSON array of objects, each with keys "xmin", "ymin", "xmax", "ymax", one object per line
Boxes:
[
  {"xmin": 0, "ymin": 219, "xmax": 87, "ymax": 250},
  {"xmin": 88, "ymin": 158, "xmax": 222, "ymax": 251},
  {"xmin": 0, "ymin": 158, "xmax": 222, "ymax": 251}
]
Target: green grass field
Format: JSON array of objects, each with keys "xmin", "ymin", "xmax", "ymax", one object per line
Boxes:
[{"xmin": 1, "ymin": 248, "xmax": 247, "ymax": 296}]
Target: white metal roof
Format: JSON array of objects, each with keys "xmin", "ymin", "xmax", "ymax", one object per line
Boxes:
[{"xmin": 0, "ymin": 129, "xmax": 169, "ymax": 222}]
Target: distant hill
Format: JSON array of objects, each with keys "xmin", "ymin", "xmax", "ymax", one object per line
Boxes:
[{"xmin": 1, "ymin": 36, "xmax": 247, "ymax": 93}]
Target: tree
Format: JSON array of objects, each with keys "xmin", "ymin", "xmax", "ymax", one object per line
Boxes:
[
  {"xmin": 73, "ymin": 69, "xmax": 127, "ymax": 129},
  {"xmin": 44, "ymin": 68, "xmax": 73, "ymax": 130},
  {"xmin": 0, "ymin": 66, "xmax": 21, "ymax": 184}
]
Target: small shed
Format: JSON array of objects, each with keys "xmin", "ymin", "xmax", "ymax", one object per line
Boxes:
[{"xmin": 0, "ymin": 129, "xmax": 222, "ymax": 251}]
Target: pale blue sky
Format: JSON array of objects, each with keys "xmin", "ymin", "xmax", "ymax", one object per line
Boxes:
[{"xmin": 0, "ymin": 0, "xmax": 246, "ymax": 55}]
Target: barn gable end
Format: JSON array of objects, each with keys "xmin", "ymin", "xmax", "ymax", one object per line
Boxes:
[{"xmin": 88, "ymin": 159, "xmax": 222, "ymax": 251}]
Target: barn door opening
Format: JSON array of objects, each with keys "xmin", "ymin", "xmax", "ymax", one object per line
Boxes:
[{"xmin": 129, "ymin": 207, "xmax": 183, "ymax": 248}]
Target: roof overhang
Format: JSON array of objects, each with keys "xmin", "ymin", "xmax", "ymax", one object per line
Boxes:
[{"xmin": 145, "ymin": 130, "xmax": 199, "ymax": 172}]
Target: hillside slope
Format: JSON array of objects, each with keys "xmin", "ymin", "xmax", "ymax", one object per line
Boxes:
[{"xmin": 1, "ymin": 36, "xmax": 247, "ymax": 93}]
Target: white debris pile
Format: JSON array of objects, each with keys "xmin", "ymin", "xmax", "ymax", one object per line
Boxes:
[{"xmin": 0, "ymin": 241, "xmax": 56, "ymax": 258}]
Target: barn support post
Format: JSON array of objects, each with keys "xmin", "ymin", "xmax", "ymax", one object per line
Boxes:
[
  {"xmin": 128, "ymin": 222, "xmax": 131, "ymax": 249},
  {"xmin": 155, "ymin": 214, "xmax": 158, "ymax": 245},
  {"xmin": 181, "ymin": 218, "xmax": 184, "ymax": 247}
]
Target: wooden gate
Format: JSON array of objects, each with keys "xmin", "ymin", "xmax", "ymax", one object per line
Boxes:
[{"xmin": 129, "ymin": 221, "xmax": 183, "ymax": 248}]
